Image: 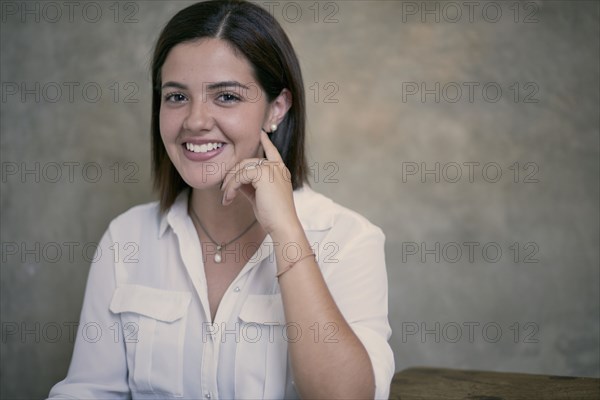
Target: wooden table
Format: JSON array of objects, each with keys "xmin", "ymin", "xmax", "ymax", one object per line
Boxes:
[{"xmin": 389, "ymin": 367, "xmax": 600, "ymax": 400}]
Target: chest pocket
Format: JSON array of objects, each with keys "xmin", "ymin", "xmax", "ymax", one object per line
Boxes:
[
  {"xmin": 235, "ymin": 293, "xmax": 290, "ymax": 399},
  {"xmin": 109, "ymin": 284, "xmax": 191, "ymax": 398}
]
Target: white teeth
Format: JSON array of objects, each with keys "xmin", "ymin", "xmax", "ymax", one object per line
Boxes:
[{"xmin": 185, "ymin": 142, "xmax": 223, "ymax": 153}]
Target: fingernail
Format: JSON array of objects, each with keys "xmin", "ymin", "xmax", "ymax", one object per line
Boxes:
[{"xmin": 223, "ymin": 190, "xmax": 232, "ymax": 205}]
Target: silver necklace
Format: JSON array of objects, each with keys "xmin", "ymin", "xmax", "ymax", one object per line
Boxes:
[{"xmin": 189, "ymin": 206, "xmax": 258, "ymax": 263}]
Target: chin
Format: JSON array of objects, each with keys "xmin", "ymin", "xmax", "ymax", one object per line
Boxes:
[
  {"xmin": 179, "ymin": 167, "xmax": 223, "ymax": 190},
  {"xmin": 168, "ymin": 151, "xmax": 225, "ymax": 188}
]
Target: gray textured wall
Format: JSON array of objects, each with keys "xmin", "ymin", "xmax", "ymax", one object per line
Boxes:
[{"xmin": 1, "ymin": 1, "xmax": 598, "ymax": 398}]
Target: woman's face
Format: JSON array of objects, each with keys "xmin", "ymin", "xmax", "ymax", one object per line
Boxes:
[{"xmin": 159, "ymin": 38, "xmax": 273, "ymax": 189}]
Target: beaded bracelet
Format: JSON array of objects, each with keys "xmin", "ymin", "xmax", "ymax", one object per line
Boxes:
[{"xmin": 276, "ymin": 252, "xmax": 316, "ymax": 279}]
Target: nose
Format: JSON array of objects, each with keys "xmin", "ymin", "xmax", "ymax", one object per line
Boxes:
[{"xmin": 183, "ymin": 100, "xmax": 214, "ymax": 132}]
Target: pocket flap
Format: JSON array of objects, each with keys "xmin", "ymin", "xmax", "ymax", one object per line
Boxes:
[
  {"xmin": 239, "ymin": 294, "xmax": 286, "ymax": 325},
  {"xmin": 109, "ymin": 284, "xmax": 192, "ymax": 322}
]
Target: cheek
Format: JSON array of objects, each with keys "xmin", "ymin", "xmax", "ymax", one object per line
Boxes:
[
  {"xmin": 222, "ymin": 118, "xmax": 260, "ymax": 151},
  {"xmin": 159, "ymin": 108, "xmax": 180, "ymax": 141},
  {"xmin": 217, "ymin": 106, "xmax": 264, "ymax": 144}
]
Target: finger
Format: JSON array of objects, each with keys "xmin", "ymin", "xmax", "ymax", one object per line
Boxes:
[
  {"xmin": 222, "ymin": 161, "xmax": 263, "ymax": 205},
  {"xmin": 220, "ymin": 159, "xmax": 258, "ymax": 192},
  {"xmin": 222, "ymin": 169, "xmax": 258, "ymax": 205},
  {"xmin": 260, "ymin": 131, "xmax": 284, "ymax": 163},
  {"xmin": 238, "ymin": 183, "xmax": 257, "ymax": 204}
]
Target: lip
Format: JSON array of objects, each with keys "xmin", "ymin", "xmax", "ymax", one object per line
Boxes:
[{"xmin": 181, "ymin": 140, "xmax": 226, "ymax": 162}]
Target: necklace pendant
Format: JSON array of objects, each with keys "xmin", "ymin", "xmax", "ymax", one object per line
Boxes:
[{"xmin": 214, "ymin": 245, "xmax": 223, "ymax": 263}]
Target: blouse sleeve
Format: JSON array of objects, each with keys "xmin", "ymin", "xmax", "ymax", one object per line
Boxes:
[
  {"xmin": 47, "ymin": 227, "xmax": 130, "ymax": 399},
  {"xmin": 320, "ymin": 219, "xmax": 395, "ymax": 400}
]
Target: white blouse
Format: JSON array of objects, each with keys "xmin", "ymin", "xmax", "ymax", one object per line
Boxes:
[{"xmin": 48, "ymin": 186, "xmax": 394, "ymax": 399}]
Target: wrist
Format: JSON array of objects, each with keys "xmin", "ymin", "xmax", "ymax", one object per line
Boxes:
[{"xmin": 269, "ymin": 216, "xmax": 305, "ymax": 243}]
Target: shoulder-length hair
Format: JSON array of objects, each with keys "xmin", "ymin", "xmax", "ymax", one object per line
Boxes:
[{"xmin": 151, "ymin": 0, "xmax": 308, "ymax": 212}]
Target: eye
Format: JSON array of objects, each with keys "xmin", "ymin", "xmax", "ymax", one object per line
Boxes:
[
  {"xmin": 216, "ymin": 92, "xmax": 241, "ymax": 104},
  {"xmin": 163, "ymin": 92, "xmax": 187, "ymax": 103}
]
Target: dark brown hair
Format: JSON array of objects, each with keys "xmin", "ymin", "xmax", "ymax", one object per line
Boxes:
[{"xmin": 151, "ymin": 0, "xmax": 308, "ymax": 212}]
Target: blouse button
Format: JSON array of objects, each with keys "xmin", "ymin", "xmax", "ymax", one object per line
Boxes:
[
  {"xmin": 234, "ymin": 286, "xmax": 240, "ymax": 292},
  {"xmin": 205, "ymin": 392, "xmax": 212, "ymax": 399}
]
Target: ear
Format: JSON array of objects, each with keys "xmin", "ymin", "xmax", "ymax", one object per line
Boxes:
[{"xmin": 266, "ymin": 89, "xmax": 292, "ymax": 128}]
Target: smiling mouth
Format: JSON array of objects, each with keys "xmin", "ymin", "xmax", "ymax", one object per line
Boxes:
[{"xmin": 184, "ymin": 142, "xmax": 224, "ymax": 154}]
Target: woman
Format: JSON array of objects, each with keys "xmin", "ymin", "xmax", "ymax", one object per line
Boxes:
[{"xmin": 49, "ymin": 1, "xmax": 394, "ymax": 398}]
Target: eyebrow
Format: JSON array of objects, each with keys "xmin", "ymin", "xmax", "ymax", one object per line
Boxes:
[{"xmin": 161, "ymin": 81, "xmax": 251, "ymax": 91}]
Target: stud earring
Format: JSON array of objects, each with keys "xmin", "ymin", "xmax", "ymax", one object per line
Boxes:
[{"xmin": 270, "ymin": 124, "xmax": 278, "ymax": 133}]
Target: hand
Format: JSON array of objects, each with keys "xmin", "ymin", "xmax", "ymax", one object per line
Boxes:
[{"xmin": 220, "ymin": 131, "xmax": 300, "ymax": 235}]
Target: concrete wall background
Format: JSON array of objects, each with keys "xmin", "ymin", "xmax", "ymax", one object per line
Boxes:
[{"xmin": 1, "ymin": 1, "xmax": 598, "ymax": 398}]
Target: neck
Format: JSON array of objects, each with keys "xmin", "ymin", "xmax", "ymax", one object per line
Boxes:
[{"xmin": 188, "ymin": 186, "xmax": 257, "ymax": 242}]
